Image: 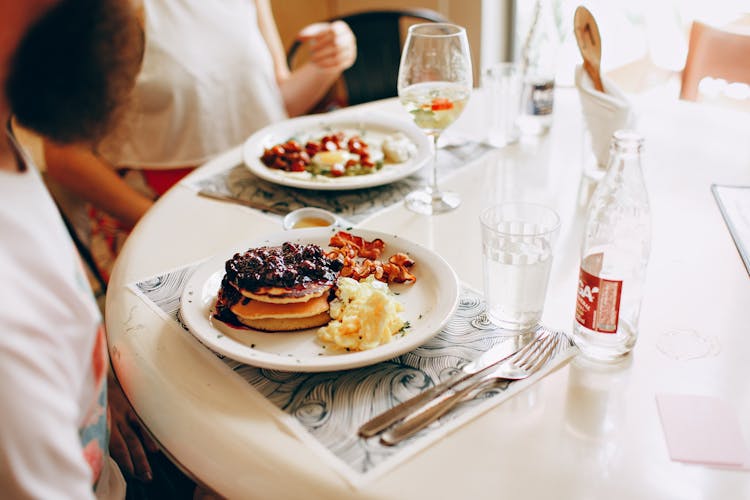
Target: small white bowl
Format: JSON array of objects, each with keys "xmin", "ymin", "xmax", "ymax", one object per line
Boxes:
[{"xmin": 282, "ymin": 207, "xmax": 347, "ymax": 231}]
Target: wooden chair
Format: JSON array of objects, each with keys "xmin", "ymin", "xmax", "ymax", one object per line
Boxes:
[
  {"xmin": 680, "ymin": 21, "xmax": 750, "ymax": 101},
  {"xmin": 287, "ymin": 8, "xmax": 448, "ymax": 110}
]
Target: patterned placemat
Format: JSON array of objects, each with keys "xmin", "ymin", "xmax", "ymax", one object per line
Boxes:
[
  {"xmin": 128, "ymin": 262, "xmax": 577, "ymax": 487},
  {"xmin": 187, "ymin": 140, "xmax": 491, "ymax": 224}
]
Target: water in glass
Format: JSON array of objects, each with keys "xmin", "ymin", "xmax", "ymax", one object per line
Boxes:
[
  {"xmin": 481, "ymin": 203, "xmax": 560, "ymax": 331},
  {"xmin": 483, "ymin": 232, "xmax": 554, "ymax": 330}
]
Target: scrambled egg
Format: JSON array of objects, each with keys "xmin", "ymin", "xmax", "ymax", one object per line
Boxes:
[{"xmin": 318, "ymin": 276, "xmax": 404, "ymax": 351}]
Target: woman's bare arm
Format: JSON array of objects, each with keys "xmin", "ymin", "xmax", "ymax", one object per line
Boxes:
[
  {"xmin": 254, "ymin": 0, "xmax": 356, "ymax": 116},
  {"xmin": 43, "ymin": 140, "xmax": 153, "ymax": 229}
]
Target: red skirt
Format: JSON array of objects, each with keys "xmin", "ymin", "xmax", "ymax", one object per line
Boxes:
[{"xmin": 88, "ymin": 167, "xmax": 194, "ymax": 282}]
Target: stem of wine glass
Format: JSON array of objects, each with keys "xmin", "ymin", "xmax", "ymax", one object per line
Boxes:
[{"xmin": 429, "ymin": 132, "xmax": 440, "ymax": 197}]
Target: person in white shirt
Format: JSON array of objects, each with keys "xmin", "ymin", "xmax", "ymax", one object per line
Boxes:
[
  {"xmin": 42, "ymin": 0, "xmax": 357, "ymax": 281},
  {"xmin": 0, "ymin": 0, "xmax": 144, "ymax": 497}
]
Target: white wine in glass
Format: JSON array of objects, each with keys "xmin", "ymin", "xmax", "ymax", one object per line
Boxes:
[{"xmin": 397, "ymin": 23, "xmax": 472, "ymax": 215}]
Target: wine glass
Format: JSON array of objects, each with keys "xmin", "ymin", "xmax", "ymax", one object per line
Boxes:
[{"xmin": 397, "ymin": 23, "xmax": 473, "ymax": 215}]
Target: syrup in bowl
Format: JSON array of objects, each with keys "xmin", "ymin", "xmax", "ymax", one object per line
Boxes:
[
  {"xmin": 283, "ymin": 207, "xmax": 343, "ymax": 230},
  {"xmin": 293, "ymin": 216, "xmax": 335, "ymax": 229}
]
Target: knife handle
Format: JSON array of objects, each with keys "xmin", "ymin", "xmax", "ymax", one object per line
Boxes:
[
  {"xmin": 357, "ymin": 371, "xmax": 465, "ymax": 438},
  {"xmin": 380, "ymin": 374, "xmax": 495, "ymax": 446}
]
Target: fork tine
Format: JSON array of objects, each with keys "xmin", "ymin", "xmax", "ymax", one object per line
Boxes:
[
  {"xmin": 516, "ymin": 332, "xmax": 558, "ymax": 373},
  {"xmin": 509, "ymin": 330, "xmax": 552, "ymax": 367},
  {"xmin": 508, "ymin": 331, "xmax": 550, "ymax": 365}
]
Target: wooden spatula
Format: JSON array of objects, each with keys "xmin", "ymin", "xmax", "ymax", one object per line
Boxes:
[{"xmin": 574, "ymin": 6, "xmax": 604, "ymax": 92}]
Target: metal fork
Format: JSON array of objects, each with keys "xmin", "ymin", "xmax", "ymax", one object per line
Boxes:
[{"xmin": 380, "ymin": 331, "xmax": 560, "ymax": 446}]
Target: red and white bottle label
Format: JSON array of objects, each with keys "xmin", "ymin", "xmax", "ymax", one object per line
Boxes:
[{"xmin": 575, "ymin": 267, "xmax": 622, "ymax": 333}]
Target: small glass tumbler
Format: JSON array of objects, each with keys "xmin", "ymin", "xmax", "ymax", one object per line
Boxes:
[
  {"xmin": 482, "ymin": 62, "xmax": 522, "ymax": 147},
  {"xmin": 480, "ymin": 202, "xmax": 560, "ymax": 331}
]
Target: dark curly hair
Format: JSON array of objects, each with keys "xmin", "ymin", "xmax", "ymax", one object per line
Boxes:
[{"xmin": 6, "ymin": 0, "xmax": 144, "ymax": 145}]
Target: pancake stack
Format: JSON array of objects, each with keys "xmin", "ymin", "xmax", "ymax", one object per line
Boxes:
[{"xmin": 213, "ymin": 242, "xmax": 343, "ymax": 332}]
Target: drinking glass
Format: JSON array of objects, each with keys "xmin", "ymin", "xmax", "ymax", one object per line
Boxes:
[
  {"xmin": 482, "ymin": 62, "xmax": 522, "ymax": 147},
  {"xmin": 397, "ymin": 23, "xmax": 473, "ymax": 215},
  {"xmin": 480, "ymin": 203, "xmax": 560, "ymax": 331}
]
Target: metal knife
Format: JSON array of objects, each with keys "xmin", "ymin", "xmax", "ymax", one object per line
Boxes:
[{"xmin": 357, "ymin": 334, "xmax": 532, "ymax": 438}]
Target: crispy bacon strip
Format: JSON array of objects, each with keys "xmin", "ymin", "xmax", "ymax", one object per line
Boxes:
[
  {"xmin": 329, "ymin": 231, "xmax": 385, "ymax": 260},
  {"xmin": 326, "ymin": 232, "xmax": 416, "ymax": 284},
  {"xmin": 385, "ymin": 253, "xmax": 416, "ymax": 283}
]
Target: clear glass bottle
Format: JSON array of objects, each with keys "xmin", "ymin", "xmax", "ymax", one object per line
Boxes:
[
  {"xmin": 573, "ymin": 130, "xmax": 651, "ymax": 361},
  {"xmin": 516, "ymin": 0, "xmax": 560, "ymax": 136}
]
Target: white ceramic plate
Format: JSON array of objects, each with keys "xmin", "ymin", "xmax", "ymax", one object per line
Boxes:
[
  {"xmin": 179, "ymin": 228, "xmax": 459, "ymax": 372},
  {"xmin": 242, "ymin": 113, "xmax": 431, "ymax": 190}
]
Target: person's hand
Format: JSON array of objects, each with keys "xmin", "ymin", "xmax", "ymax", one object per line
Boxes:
[
  {"xmin": 108, "ymin": 372, "xmax": 159, "ymax": 482},
  {"xmin": 297, "ymin": 20, "xmax": 356, "ymax": 73}
]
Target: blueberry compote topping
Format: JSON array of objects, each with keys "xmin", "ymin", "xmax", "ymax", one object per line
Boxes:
[{"xmin": 225, "ymin": 242, "xmax": 343, "ymax": 290}]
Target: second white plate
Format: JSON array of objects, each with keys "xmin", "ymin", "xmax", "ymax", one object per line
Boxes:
[{"xmin": 242, "ymin": 113, "xmax": 431, "ymax": 190}]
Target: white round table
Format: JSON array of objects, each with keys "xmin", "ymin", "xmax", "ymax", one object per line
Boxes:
[{"xmin": 106, "ymin": 88, "xmax": 750, "ymax": 498}]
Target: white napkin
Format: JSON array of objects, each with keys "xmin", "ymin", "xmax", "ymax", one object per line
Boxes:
[{"xmin": 575, "ymin": 65, "xmax": 636, "ymax": 168}]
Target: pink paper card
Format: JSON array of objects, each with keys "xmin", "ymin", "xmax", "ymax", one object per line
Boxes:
[{"xmin": 656, "ymin": 393, "xmax": 750, "ymax": 469}]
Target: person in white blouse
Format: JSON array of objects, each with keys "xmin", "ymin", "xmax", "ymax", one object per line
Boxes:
[{"xmin": 42, "ymin": 0, "xmax": 357, "ymax": 280}]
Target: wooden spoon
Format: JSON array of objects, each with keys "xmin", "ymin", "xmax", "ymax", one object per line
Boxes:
[{"xmin": 574, "ymin": 6, "xmax": 604, "ymax": 92}]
